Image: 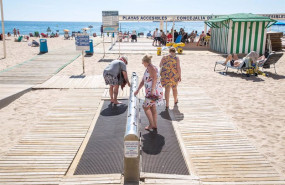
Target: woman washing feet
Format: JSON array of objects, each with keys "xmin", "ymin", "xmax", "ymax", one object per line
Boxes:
[{"xmin": 134, "ymin": 55, "xmax": 163, "ymax": 131}]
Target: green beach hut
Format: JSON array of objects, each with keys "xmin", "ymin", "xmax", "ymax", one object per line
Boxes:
[{"xmin": 205, "ymin": 13, "xmax": 276, "ymax": 54}]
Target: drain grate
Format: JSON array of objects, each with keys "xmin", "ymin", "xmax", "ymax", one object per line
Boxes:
[
  {"xmin": 140, "ymin": 100, "xmax": 189, "ymax": 175},
  {"xmin": 74, "ymin": 100, "xmax": 128, "ymax": 175}
]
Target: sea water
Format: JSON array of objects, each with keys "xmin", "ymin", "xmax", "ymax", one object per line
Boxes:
[{"xmin": 1, "ymin": 21, "xmax": 284, "ymax": 36}]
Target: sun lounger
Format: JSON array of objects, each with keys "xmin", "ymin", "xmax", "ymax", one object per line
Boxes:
[
  {"xmin": 214, "ymin": 58, "xmax": 247, "ymax": 74},
  {"xmin": 257, "ymin": 52, "xmax": 283, "ymax": 74}
]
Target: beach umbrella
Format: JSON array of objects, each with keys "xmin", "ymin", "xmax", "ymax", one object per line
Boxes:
[{"xmin": 82, "ymin": 28, "xmax": 90, "ymax": 34}]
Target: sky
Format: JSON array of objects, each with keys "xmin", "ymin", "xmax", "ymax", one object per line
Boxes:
[{"xmin": 2, "ymin": 0, "xmax": 285, "ymax": 22}]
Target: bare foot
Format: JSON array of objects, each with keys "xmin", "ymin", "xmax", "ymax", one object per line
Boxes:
[{"xmin": 113, "ymin": 101, "xmax": 122, "ymax": 104}]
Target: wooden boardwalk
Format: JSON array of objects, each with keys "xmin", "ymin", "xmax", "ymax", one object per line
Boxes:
[
  {"xmin": 0, "ymin": 89, "xmax": 105, "ymax": 185},
  {"xmin": 34, "ymin": 75, "xmax": 106, "ymax": 89},
  {"xmin": 171, "ymin": 87, "xmax": 285, "ymax": 185},
  {"xmin": 0, "ymin": 45, "xmax": 80, "ymax": 108},
  {"xmin": 1, "ymin": 81, "xmax": 285, "ymax": 184}
]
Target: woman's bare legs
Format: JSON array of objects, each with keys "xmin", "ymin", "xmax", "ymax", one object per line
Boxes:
[
  {"xmin": 113, "ymin": 85, "xmax": 121, "ymax": 104},
  {"xmin": 172, "ymin": 86, "xmax": 178, "ymax": 104},
  {"xmin": 150, "ymin": 105, "xmax": 157, "ymax": 128},
  {"xmin": 144, "ymin": 106, "xmax": 155, "ymax": 129},
  {"xmin": 109, "ymin": 85, "xmax": 114, "ymax": 103},
  {"xmin": 223, "ymin": 54, "xmax": 232, "ymax": 65},
  {"xmin": 165, "ymin": 85, "xmax": 171, "ymax": 108}
]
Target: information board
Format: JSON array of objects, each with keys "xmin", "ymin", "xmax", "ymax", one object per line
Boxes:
[
  {"xmin": 102, "ymin": 11, "xmax": 119, "ymax": 33},
  {"xmin": 124, "ymin": 141, "xmax": 139, "ymax": 158},
  {"xmin": 75, "ymin": 34, "xmax": 90, "ymax": 51}
]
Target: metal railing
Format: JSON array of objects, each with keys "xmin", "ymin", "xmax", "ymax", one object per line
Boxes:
[{"xmin": 124, "ymin": 72, "xmax": 140, "ymax": 183}]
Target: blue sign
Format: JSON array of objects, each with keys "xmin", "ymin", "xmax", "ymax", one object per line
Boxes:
[{"xmin": 75, "ymin": 34, "xmax": 90, "ymax": 50}]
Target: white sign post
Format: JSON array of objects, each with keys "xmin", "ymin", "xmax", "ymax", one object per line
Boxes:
[
  {"xmin": 75, "ymin": 34, "xmax": 89, "ymax": 74},
  {"xmin": 102, "ymin": 11, "xmax": 119, "ymax": 58}
]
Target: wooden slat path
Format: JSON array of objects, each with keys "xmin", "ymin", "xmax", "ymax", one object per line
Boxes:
[
  {"xmin": 171, "ymin": 87, "xmax": 285, "ymax": 185},
  {"xmin": 33, "ymin": 75, "xmax": 107, "ymax": 89},
  {"xmin": 0, "ymin": 89, "xmax": 104, "ymax": 185},
  {"xmin": 0, "ymin": 46, "xmax": 80, "ymax": 85},
  {"xmin": 60, "ymin": 174, "xmax": 122, "ymax": 185},
  {"xmin": 0, "ymin": 45, "xmax": 80, "ymax": 108}
]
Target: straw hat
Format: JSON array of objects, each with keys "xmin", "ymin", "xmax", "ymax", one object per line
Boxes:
[{"xmin": 120, "ymin": 56, "xmax": 128, "ymax": 64}]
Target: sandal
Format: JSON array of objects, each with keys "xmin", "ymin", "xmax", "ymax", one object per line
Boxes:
[
  {"xmin": 145, "ymin": 125, "xmax": 153, "ymax": 131},
  {"xmin": 175, "ymin": 100, "xmax": 178, "ymax": 104}
]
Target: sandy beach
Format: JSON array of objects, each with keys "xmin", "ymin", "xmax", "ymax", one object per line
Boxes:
[{"xmin": 0, "ymin": 35, "xmax": 284, "ymax": 178}]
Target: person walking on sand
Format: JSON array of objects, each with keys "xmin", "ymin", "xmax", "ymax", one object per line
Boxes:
[
  {"xmin": 160, "ymin": 47, "xmax": 181, "ymax": 109},
  {"xmin": 103, "ymin": 56, "xmax": 130, "ymax": 104},
  {"xmin": 134, "ymin": 55, "xmax": 163, "ymax": 131},
  {"xmin": 13, "ymin": 28, "xmax": 16, "ymax": 37},
  {"xmin": 152, "ymin": 28, "xmax": 158, "ymax": 46},
  {"xmin": 17, "ymin": 29, "xmax": 20, "ymax": 36}
]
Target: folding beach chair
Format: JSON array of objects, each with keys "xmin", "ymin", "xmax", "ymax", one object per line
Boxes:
[
  {"xmin": 258, "ymin": 53, "xmax": 283, "ymax": 74},
  {"xmin": 175, "ymin": 35, "xmax": 182, "ymax": 43}
]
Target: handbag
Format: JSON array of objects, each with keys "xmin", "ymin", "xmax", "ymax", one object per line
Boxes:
[{"xmin": 145, "ymin": 94, "xmax": 159, "ymax": 101}]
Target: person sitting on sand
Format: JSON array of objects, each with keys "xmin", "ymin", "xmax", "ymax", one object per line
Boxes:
[
  {"xmin": 32, "ymin": 40, "xmax": 39, "ymax": 47},
  {"xmin": 103, "ymin": 56, "xmax": 130, "ymax": 104},
  {"xmin": 147, "ymin": 31, "xmax": 152, "ymax": 38}
]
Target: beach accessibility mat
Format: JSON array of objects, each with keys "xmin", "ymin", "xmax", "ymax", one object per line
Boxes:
[
  {"xmin": 74, "ymin": 100, "xmax": 128, "ymax": 175},
  {"xmin": 140, "ymin": 101, "xmax": 189, "ymax": 175}
]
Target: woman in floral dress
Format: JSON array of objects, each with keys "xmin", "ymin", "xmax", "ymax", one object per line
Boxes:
[
  {"xmin": 160, "ymin": 47, "xmax": 181, "ymax": 109},
  {"xmin": 134, "ymin": 55, "xmax": 163, "ymax": 131}
]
